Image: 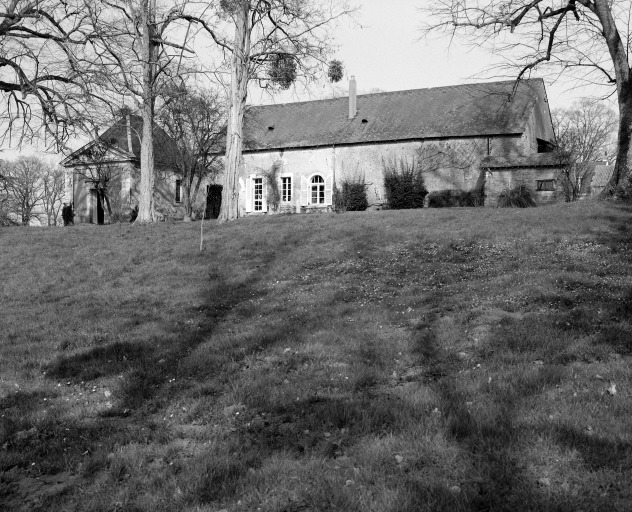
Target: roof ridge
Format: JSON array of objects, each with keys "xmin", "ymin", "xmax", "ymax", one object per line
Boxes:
[{"xmin": 246, "ymin": 78, "xmax": 544, "ymax": 110}]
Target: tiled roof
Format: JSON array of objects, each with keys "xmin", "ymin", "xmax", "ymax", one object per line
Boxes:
[
  {"xmin": 242, "ymin": 79, "xmax": 548, "ymax": 152},
  {"xmin": 481, "ymin": 152, "xmax": 564, "ymax": 169},
  {"xmin": 62, "ymin": 115, "xmax": 177, "ymax": 168},
  {"xmin": 98, "ymin": 115, "xmax": 178, "ymax": 167}
]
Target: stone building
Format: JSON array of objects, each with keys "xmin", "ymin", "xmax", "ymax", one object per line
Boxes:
[
  {"xmin": 61, "ymin": 114, "xmax": 213, "ymax": 223},
  {"xmin": 236, "ymin": 77, "xmax": 560, "ymax": 214}
]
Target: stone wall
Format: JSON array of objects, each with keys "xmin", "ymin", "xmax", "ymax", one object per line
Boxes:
[
  {"xmin": 239, "ymin": 134, "xmax": 529, "ymax": 215},
  {"xmin": 67, "ymin": 164, "xmax": 213, "ymax": 223},
  {"xmin": 485, "ymin": 167, "xmax": 558, "ymax": 206}
]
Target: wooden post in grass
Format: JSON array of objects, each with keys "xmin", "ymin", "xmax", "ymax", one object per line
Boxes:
[{"xmin": 200, "ymin": 215, "xmax": 204, "ymax": 252}]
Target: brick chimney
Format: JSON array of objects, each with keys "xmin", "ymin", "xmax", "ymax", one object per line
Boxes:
[{"xmin": 349, "ymin": 76, "xmax": 357, "ymax": 119}]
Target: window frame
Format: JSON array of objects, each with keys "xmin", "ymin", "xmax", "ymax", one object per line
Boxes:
[
  {"xmin": 536, "ymin": 179, "xmax": 555, "ymax": 192},
  {"xmin": 253, "ymin": 177, "xmax": 264, "ymax": 211},
  {"xmin": 310, "ymin": 174, "xmax": 325, "ymax": 205},
  {"xmin": 281, "ymin": 175, "xmax": 292, "ymax": 202}
]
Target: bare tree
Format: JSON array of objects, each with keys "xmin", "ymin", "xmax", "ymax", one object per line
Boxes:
[
  {"xmin": 158, "ymin": 86, "xmax": 226, "ymax": 221},
  {"xmin": 2, "ymin": 156, "xmax": 46, "ymax": 225},
  {"xmin": 552, "ymin": 99, "xmax": 617, "ymax": 200},
  {"xmin": 0, "ymin": 160, "xmax": 15, "ymax": 226},
  {"xmin": 41, "ymin": 165, "xmax": 66, "ymax": 225},
  {"xmin": 82, "ymin": 0, "xmax": 217, "ymax": 224},
  {"xmin": 0, "ymin": 0, "xmax": 98, "ymax": 148},
  {"xmin": 423, "ymin": 1, "xmax": 632, "ymax": 194},
  {"xmin": 553, "ymin": 99, "xmax": 617, "ymax": 163},
  {"xmin": 73, "ymin": 140, "xmax": 124, "ymax": 222},
  {"xmin": 214, "ymin": 0, "xmax": 354, "ymax": 222}
]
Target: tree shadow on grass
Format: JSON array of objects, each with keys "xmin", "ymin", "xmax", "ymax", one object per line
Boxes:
[
  {"xmin": 547, "ymin": 424, "xmax": 632, "ymax": 472},
  {"xmin": 43, "ymin": 260, "xmax": 272, "ymax": 414},
  {"xmin": 0, "ymin": 243, "xmax": 278, "ymax": 500}
]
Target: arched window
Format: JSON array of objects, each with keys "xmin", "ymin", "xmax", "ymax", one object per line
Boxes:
[{"xmin": 310, "ymin": 175, "xmax": 325, "ymax": 204}]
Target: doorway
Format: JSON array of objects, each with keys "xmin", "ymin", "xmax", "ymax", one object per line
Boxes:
[
  {"xmin": 90, "ymin": 189, "xmax": 105, "ymax": 224},
  {"xmin": 206, "ymin": 184, "xmax": 222, "ymax": 219}
]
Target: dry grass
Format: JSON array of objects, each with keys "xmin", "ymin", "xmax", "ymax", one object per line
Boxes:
[{"xmin": 1, "ymin": 201, "xmax": 632, "ymax": 511}]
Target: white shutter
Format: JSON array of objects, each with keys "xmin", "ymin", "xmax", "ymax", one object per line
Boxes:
[
  {"xmin": 325, "ymin": 174, "xmax": 333, "ymax": 205},
  {"xmin": 238, "ymin": 178, "xmax": 246, "ymax": 213},
  {"xmin": 277, "ymin": 174, "xmax": 283, "ymax": 202},
  {"xmin": 300, "ymin": 176, "xmax": 308, "ymax": 206},
  {"xmin": 245, "ymin": 175, "xmax": 253, "ymax": 213},
  {"xmin": 262, "ymin": 178, "xmax": 268, "ymax": 212}
]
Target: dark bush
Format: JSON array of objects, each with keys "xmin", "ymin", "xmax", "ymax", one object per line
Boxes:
[
  {"xmin": 382, "ymin": 157, "xmax": 428, "ymax": 209},
  {"xmin": 497, "ymin": 184, "xmax": 537, "ymax": 208},
  {"xmin": 129, "ymin": 205, "xmax": 139, "ymax": 223},
  {"xmin": 333, "ymin": 177, "xmax": 369, "ymax": 212},
  {"xmin": 427, "ymin": 189, "xmax": 484, "ymax": 208},
  {"xmin": 62, "ymin": 203, "xmax": 74, "ymax": 226}
]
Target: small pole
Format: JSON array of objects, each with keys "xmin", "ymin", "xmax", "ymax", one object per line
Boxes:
[{"xmin": 199, "ymin": 213, "xmax": 204, "ymax": 252}]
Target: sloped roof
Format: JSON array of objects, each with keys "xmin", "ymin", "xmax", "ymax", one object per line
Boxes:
[
  {"xmin": 242, "ymin": 78, "xmax": 549, "ymax": 152},
  {"xmin": 62, "ymin": 115, "xmax": 178, "ymax": 168},
  {"xmin": 481, "ymin": 152, "xmax": 564, "ymax": 169}
]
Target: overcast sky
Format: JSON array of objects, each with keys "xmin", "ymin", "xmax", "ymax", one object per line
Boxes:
[{"xmin": 257, "ymin": 0, "xmax": 613, "ymax": 109}]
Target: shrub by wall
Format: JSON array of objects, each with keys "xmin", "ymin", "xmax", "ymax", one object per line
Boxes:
[
  {"xmin": 427, "ymin": 189, "xmax": 484, "ymax": 208},
  {"xmin": 497, "ymin": 184, "xmax": 537, "ymax": 208},
  {"xmin": 333, "ymin": 177, "xmax": 369, "ymax": 212},
  {"xmin": 382, "ymin": 157, "xmax": 428, "ymax": 209},
  {"xmin": 62, "ymin": 204, "xmax": 75, "ymax": 226}
]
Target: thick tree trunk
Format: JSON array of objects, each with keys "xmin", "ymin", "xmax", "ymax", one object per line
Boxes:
[
  {"xmin": 183, "ymin": 171, "xmax": 193, "ymax": 221},
  {"xmin": 136, "ymin": 0, "xmax": 157, "ymax": 223},
  {"xmin": 592, "ymin": 1, "xmax": 632, "ymax": 196},
  {"xmin": 603, "ymin": 83, "xmax": 632, "ymax": 195},
  {"xmin": 219, "ymin": 3, "xmax": 252, "ymax": 222}
]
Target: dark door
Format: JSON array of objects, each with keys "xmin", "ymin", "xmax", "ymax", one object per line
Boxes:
[
  {"xmin": 96, "ymin": 190, "xmax": 105, "ymax": 224},
  {"xmin": 206, "ymin": 185, "xmax": 222, "ymax": 219},
  {"xmin": 91, "ymin": 189, "xmax": 105, "ymax": 224}
]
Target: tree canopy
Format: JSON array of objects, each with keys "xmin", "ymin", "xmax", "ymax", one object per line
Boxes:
[{"xmin": 1, "ymin": 0, "xmax": 97, "ymax": 147}]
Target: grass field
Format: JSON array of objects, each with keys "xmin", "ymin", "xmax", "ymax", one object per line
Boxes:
[{"xmin": 1, "ymin": 201, "xmax": 632, "ymax": 511}]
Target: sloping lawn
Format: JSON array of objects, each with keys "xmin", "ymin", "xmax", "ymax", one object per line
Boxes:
[{"xmin": 1, "ymin": 201, "xmax": 632, "ymax": 511}]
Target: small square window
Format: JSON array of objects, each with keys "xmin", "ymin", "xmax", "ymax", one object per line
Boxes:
[{"xmin": 536, "ymin": 180, "xmax": 555, "ymax": 191}]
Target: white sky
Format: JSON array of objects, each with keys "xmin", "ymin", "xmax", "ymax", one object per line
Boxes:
[
  {"xmin": 258, "ymin": 0, "xmax": 613, "ymax": 108},
  {"xmin": 1, "ymin": 0, "xmax": 617, "ymax": 160}
]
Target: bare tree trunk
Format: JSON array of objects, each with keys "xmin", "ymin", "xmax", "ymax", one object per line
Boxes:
[
  {"xmin": 219, "ymin": 3, "xmax": 252, "ymax": 222},
  {"xmin": 103, "ymin": 191, "xmax": 113, "ymax": 218},
  {"xmin": 136, "ymin": 0, "xmax": 157, "ymax": 223},
  {"xmin": 593, "ymin": 2, "xmax": 631, "ymax": 196},
  {"xmin": 183, "ymin": 170, "xmax": 193, "ymax": 221},
  {"xmin": 603, "ymin": 86, "xmax": 632, "ymax": 195}
]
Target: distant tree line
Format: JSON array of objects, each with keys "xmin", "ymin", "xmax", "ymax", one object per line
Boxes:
[{"xmin": 0, "ymin": 157, "xmax": 65, "ymax": 226}]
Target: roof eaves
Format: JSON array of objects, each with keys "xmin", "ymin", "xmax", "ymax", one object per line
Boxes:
[{"xmin": 241, "ymin": 131, "xmax": 524, "ymax": 154}]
